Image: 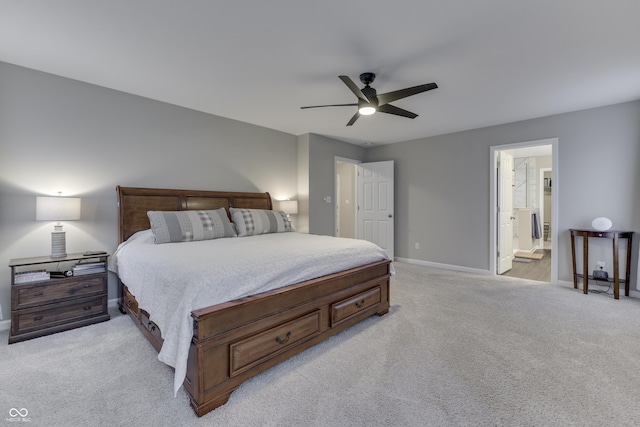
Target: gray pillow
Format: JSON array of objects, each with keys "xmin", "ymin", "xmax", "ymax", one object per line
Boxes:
[
  {"xmin": 229, "ymin": 208, "xmax": 293, "ymax": 237},
  {"xmin": 147, "ymin": 208, "xmax": 236, "ymax": 244}
]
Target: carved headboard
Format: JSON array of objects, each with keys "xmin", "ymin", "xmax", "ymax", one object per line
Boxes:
[{"xmin": 116, "ymin": 186, "xmax": 272, "ymax": 243}]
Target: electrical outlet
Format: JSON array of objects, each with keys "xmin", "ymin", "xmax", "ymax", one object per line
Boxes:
[
  {"xmin": 415, "ymin": 243, "xmax": 420, "ymax": 250},
  {"xmin": 597, "ymin": 261, "xmax": 606, "ymax": 270}
]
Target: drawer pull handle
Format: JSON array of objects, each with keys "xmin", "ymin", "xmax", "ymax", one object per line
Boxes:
[
  {"xmin": 355, "ymin": 299, "xmax": 365, "ymax": 308},
  {"xmin": 34, "ymin": 316, "xmax": 43, "ymax": 321},
  {"xmin": 125, "ymin": 299, "xmax": 132, "ymax": 307},
  {"xmin": 83, "ymin": 306, "xmax": 92, "ymax": 310},
  {"xmin": 148, "ymin": 323, "xmax": 157, "ymax": 332},
  {"xmin": 84, "ymin": 284, "xmax": 91, "ymax": 288},
  {"xmin": 275, "ymin": 331, "xmax": 291, "ymax": 345},
  {"xmin": 34, "ymin": 292, "xmax": 44, "ymax": 296}
]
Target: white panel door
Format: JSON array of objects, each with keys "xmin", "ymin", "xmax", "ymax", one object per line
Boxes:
[
  {"xmin": 357, "ymin": 160, "xmax": 394, "ymax": 260},
  {"xmin": 497, "ymin": 151, "xmax": 514, "ymax": 274}
]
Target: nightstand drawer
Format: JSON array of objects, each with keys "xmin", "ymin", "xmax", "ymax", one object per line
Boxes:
[
  {"xmin": 11, "ymin": 295, "xmax": 107, "ymax": 336},
  {"xmin": 14, "ymin": 276, "xmax": 106, "ymax": 309}
]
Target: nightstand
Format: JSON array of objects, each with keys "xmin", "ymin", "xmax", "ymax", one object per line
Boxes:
[{"xmin": 9, "ymin": 253, "xmax": 110, "ymax": 344}]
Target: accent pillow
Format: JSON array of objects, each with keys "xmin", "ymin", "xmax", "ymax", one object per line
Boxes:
[
  {"xmin": 229, "ymin": 208, "xmax": 293, "ymax": 236},
  {"xmin": 147, "ymin": 208, "xmax": 236, "ymax": 244}
]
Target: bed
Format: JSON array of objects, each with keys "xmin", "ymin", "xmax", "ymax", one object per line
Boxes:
[{"xmin": 112, "ymin": 186, "xmax": 392, "ymax": 417}]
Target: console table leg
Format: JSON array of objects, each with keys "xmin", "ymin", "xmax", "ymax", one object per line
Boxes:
[
  {"xmin": 625, "ymin": 237, "xmax": 632, "ymax": 297},
  {"xmin": 613, "ymin": 236, "xmax": 619, "ymax": 300},
  {"xmin": 583, "ymin": 236, "xmax": 589, "ymax": 294},
  {"xmin": 571, "ymin": 234, "xmax": 578, "ymax": 289}
]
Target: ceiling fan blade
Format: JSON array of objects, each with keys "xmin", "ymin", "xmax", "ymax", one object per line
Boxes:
[
  {"xmin": 376, "ymin": 83, "xmax": 438, "ymax": 106},
  {"xmin": 377, "ymin": 104, "xmax": 418, "ymax": 119},
  {"xmin": 339, "ymin": 75, "xmax": 370, "ymax": 103},
  {"xmin": 300, "ymin": 103, "xmax": 357, "ymax": 109},
  {"xmin": 346, "ymin": 111, "xmax": 360, "ymax": 126}
]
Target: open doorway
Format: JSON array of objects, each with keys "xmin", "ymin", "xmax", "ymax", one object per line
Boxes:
[
  {"xmin": 336, "ymin": 158, "xmax": 358, "ymax": 238},
  {"xmin": 490, "ymin": 138, "xmax": 559, "ymax": 283}
]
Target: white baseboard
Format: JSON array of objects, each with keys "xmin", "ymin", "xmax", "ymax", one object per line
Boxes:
[{"xmin": 395, "ymin": 257, "xmax": 492, "ymax": 276}]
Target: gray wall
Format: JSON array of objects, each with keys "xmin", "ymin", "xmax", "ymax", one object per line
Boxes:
[
  {"xmin": 296, "ymin": 134, "xmax": 310, "ymax": 233},
  {"xmin": 0, "ymin": 62, "xmax": 298, "ymax": 318},
  {"xmin": 365, "ymin": 100, "xmax": 640, "ymax": 285}
]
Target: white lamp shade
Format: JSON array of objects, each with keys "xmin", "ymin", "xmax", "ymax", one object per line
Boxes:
[
  {"xmin": 277, "ymin": 200, "xmax": 298, "ymax": 215},
  {"xmin": 36, "ymin": 196, "xmax": 81, "ymax": 221}
]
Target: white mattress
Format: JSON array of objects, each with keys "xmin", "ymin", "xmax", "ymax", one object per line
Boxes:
[{"xmin": 109, "ymin": 230, "xmax": 392, "ymax": 395}]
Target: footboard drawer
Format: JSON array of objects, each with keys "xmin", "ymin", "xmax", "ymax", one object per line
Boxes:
[
  {"xmin": 331, "ymin": 286, "xmax": 381, "ymax": 327},
  {"xmin": 229, "ymin": 310, "xmax": 321, "ymax": 377},
  {"xmin": 122, "ymin": 286, "xmax": 139, "ymax": 318},
  {"xmin": 140, "ymin": 310, "xmax": 163, "ymax": 344}
]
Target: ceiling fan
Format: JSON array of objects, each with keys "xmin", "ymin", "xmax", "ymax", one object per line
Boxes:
[{"xmin": 301, "ymin": 72, "xmax": 438, "ymax": 126}]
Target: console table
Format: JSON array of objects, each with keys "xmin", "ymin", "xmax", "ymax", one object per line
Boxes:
[{"xmin": 570, "ymin": 229, "xmax": 634, "ymax": 299}]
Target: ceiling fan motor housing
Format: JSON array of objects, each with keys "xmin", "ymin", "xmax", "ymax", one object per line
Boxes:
[
  {"xmin": 359, "ymin": 72, "xmax": 376, "ymax": 85},
  {"xmin": 361, "ymin": 86, "xmax": 378, "ymax": 107}
]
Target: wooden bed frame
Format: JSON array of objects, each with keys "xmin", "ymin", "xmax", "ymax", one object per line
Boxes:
[{"xmin": 115, "ymin": 186, "xmax": 391, "ymax": 417}]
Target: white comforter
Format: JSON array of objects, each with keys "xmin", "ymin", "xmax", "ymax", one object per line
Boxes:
[{"xmin": 109, "ymin": 230, "xmax": 392, "ymax": 395}]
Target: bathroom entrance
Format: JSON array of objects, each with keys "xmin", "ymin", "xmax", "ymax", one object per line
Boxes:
[{"xmin": 490, "ymin": 139, "xmax": 558, "ymax": 282}]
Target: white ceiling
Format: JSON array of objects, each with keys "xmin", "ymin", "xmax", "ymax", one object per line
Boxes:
[{"xmin": 2, "ymin": 1, "xmax": 640, "ymax": 146}]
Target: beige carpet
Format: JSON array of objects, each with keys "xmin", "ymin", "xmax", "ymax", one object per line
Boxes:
[
  {"xmin": 514, "ymin": 251, "xmax": 544, "ymax": 260},
  {"xmin": 2, "ymin": 262, "xmax": 640, "ymax": 426}
]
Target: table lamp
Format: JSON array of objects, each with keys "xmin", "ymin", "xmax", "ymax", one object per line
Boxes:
[
  {"xmin": 36, "ymin": 194, "xmax": 81, "ymax": 258},
  {"xmin": 277, "ymin": 200, "xmax": 298, "ymax": 217}
]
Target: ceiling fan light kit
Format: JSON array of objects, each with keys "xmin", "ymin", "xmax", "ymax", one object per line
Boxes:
[
  {"xmin": 301, "ymin": 72, "xmax": 438, "ymax": 126},
  {"xmin": 358, "ymin": 105, "xmax": 376, "ymax": 116}
]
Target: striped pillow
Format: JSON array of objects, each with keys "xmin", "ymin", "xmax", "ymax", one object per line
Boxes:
[
  {"xmin": 147, "ymin": 208, "xmax": 236, "ymax": 244},
  {"xmin": 229, "ymin": 208, "xmax": 293, "ymax": 237}
]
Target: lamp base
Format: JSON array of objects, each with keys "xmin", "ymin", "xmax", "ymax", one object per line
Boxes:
[{"xmin": 51, "ymin": 227, "xmax": 67, "ymax": 259}]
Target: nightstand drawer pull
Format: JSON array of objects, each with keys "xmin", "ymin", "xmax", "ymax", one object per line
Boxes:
[
  {"xmin": 84, "ymin": 284, "xmax": 91, "ymax": 288},
  {"xmin": 355, "ymin": 299, "xmax": 365, "ymax": 308},
  {"xmin": 83, "ymin": 306, "xmax": 92, "ymax": 310},
  {"xmin": 34, "ymin": 291, "xmax": 44, "ymax": 296},
  {"xmin": 34, "ymin": 316, "xmax": 43, "ymax": 321}
]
